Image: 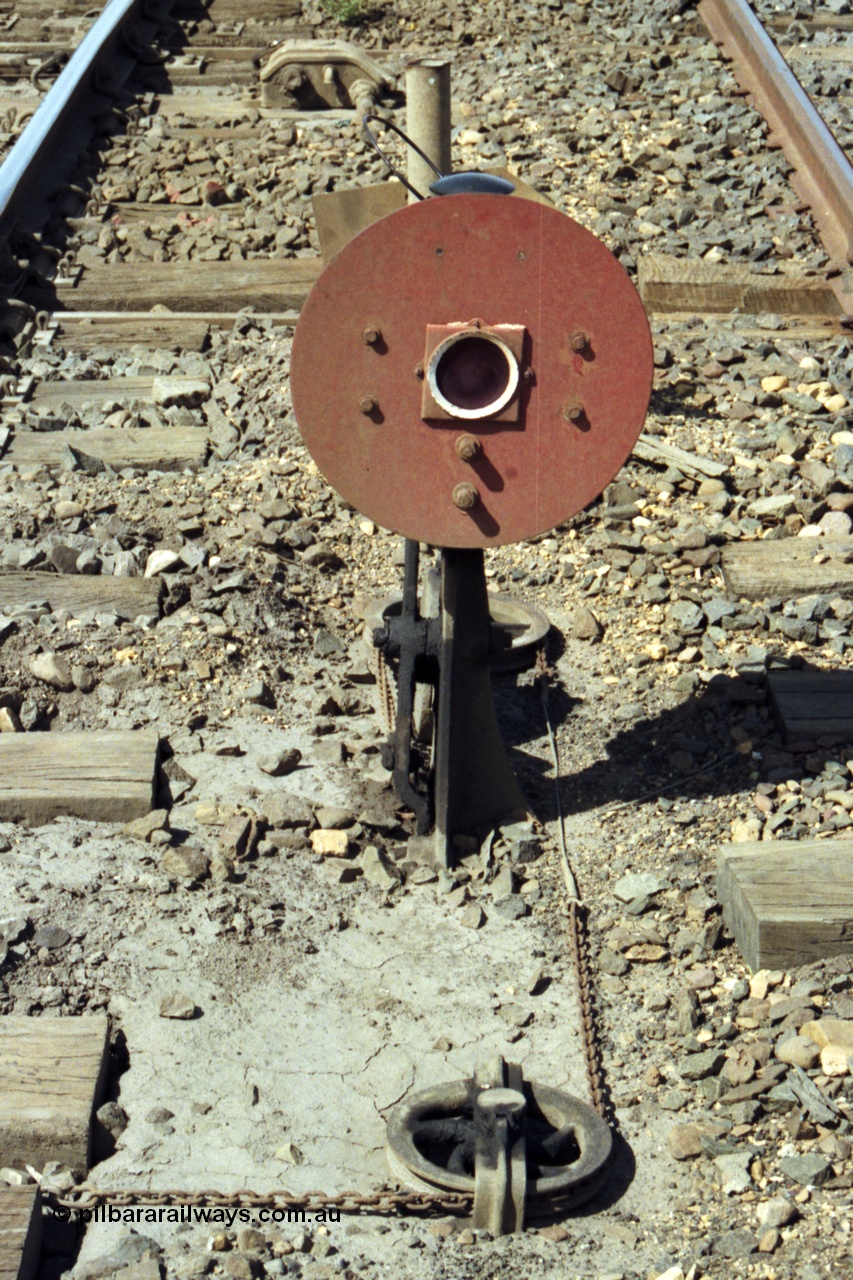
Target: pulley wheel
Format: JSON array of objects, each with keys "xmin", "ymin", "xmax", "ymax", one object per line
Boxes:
[
  {"xmin": 363, "ymin": 589, "xmax": 550, "ymax": 672},
  {"xmin": 385, "ymin": 1076, "xmax": 612, "ymax": 1209}
]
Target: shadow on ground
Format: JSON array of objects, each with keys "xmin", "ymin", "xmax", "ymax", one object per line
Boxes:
[{"xmin": 495, "ymin": 665, "xmax": 774, "ymax": 826}]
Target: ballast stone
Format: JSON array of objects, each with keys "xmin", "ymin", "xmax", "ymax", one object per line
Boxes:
[
  {"xmin": 123, "ymin": 809, "xmax": 170, "ymax": 842},
  {"xmin": 774, "ymin": 1035, "xmax": 821, "ymax": 1069},
  {"xmin": 48, "ymin": 544, "xmax": 80, "ymax": 574},
  {"xmin": 756, "ymin": 1197, "xmax": 798, "ymax": 1229},
  {"xmin": 29, "ymin": 652, "xmax": 74, "ymax": 690},
  {"xmin": 310, "ymin": 829, "xmax": 349, "ymax": 857},
  {"xmin": 666, "ymin": 1124, "xmax": 702, "ymax": 1160},
  {"xmin": 801, "ymin": 1017, "xmax": 853, "ymax": 1047},
  {"xmin": 568, "ymin": 605, "xmax": 603, "ymax": 640},
  {"xmin": 614, "ymin": 872, "xmax": 669, "ymax": 901},
  {"xmin": 159, "ymin": 991, "xmax": 197, "ymax": 1020},
  {"xmin": 257, "ymin": 747, "xmax": 302, "ymax": 776},
  {"xmin": 711, "ymin": 1229, "xmax": 757, "ymax": 1259},
  {"xmin": 76, "ymin": 1233, "xmax": 163, "ymax": 1280},
  {"xmin": 96, "ymin": 1100, "xmax": 129, "ymax": 1140},
  {"xmin": 748, "ymin": 494, "xmax": 797, "ymax": 518},
  {"xmin": 778, "ymin": 1153, "xmax": 833, "ymax": 1186},
  {"xmin": 680, "ymin": 1049, "xmax": 725, "ymax": 1080},
  {"xmin": 715, "ymin": 1151, "xmax": 752, "ymax": 1195},
  {"xmin": 145, "ymin": 549, "xmax": 183, "ymax": 577},
  {"xmin": 161, "ymin": 847, "xmax": 210, "ymax": 882},
  {"xmin": 32, "ymin": 924, "xmax": 70, "ymax": 949},
  {"xmin": 54, "ymin": 500, "xmax": 85, "ymax": 520}
]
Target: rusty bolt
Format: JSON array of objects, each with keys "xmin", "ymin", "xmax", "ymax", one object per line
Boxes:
[
  {"xmin": 569, "ymin": 330, "xmax": 590, "ymax": 352},
  {"xmin": 359, "ymin": 394, "xmax": 378, "ymax": 414},
  {"xmin": 522, "ymin": 366, "xmax": 535, "ymax": 385},
  {"xmin": 362, "ymin": 325, "xmax": 381, "ymax": 346},
  {"xmin": 452, "ymin": 482, "xmax": 479, "ymax": 511},
  {"xmin": 455, "ymin": 434, "xmax": 480, "ymax": 462},
  {"xmin": 414, "ymin": 362, "xmax": 424, "ymax": 380},
  {"xmin": 562, "ymin": 401, "xmax": 584, "ymax": 423}
]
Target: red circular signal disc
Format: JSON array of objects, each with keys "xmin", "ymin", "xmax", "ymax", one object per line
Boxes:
[{"xmin": 291, "ymin": 195, "xmax": 653, "ymax": 548}]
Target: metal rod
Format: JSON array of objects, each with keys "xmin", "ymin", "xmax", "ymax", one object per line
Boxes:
[
  {"xmin": 397, "ymin": 55, "xmax": 451, "ymax": 825},
  {"xmin": 396, "ymin": 61, "xmax": 451, "ymax": 828},
  {"xmin": 392, "ymin": 538, "xmax": 432, "ymax": 833},
  {"xmin": 404, "ymin": 60, "xmax": 451, "ymax": 205},
  {"xmin": 401, "ymin": 536, "xmax": 419, "ymax": 617},
  {"xmin": 698, "ymin": 0, "xmax": 853, "ymax": 285},
  {"xmin": 433, "ymin": 549, "xmax": 528, "ymax": 868},
  {"xmin": 472, "ymin": 1087, "xmax": 527, "ymax": 1235}
]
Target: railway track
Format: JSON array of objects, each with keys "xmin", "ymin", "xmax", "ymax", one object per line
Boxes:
[{"xmin": 3, "ymin": 0, "xmax": 853, "ymax": 1277}]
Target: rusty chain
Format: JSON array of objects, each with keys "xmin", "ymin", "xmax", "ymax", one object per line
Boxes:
[
  {"xmin": 535, "ymin": 649, "xmax": 616, "ymax": 1130},
  {"xmin": 374, "ymin": 643, "xmax": 397, "ymax": 738},
  {"xmin": 566, "ymin": 899, "xmax": 615, "ymax": 1127},
  {"xmin": 46, "ymin": 1186, "xmax": 472, "ymax": 1215}
]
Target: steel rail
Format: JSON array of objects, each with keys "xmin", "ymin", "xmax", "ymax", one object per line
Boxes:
[
  {"xmin": 0, "ymin": 0, "xmax": 163, "ymax": 250},
  {"xmin": 698, "ymin": 0, "xmax": 853, "ymax": 311}
]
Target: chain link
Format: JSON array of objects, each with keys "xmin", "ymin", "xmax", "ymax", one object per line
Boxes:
[
  {"xmin": 567, "ymin": 900, "xmax": 615, "ymax": 1126},
  {"xmin": 535, "ymin": 649, "xmax": 615, "ymax": 1129},
  {"xmin": 47, "ymin": 1187, "xmax": 471, "ymax": 1215},
  {"xmin": 374, "ymin": 644, "xmax": 397, "ymax": 738}
]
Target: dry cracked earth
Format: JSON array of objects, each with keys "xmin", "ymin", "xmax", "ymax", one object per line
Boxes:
[{"xmin": 4, "ymin": 0, "xmax": 853, "ymax": 1278}]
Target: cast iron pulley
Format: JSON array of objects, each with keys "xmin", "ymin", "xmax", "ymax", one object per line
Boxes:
[
  {"xmin": 364, "ymin": 584, "xmax": 550, "ymax": 674},
  {"xmin": 385, "ymin": 1057, "xmax": 612, "ymax": 1234},
  {"xmin": 290, "ymin": 194, "xmax": 653, "ymax": 549}
]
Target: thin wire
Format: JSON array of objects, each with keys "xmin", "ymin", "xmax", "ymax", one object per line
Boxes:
[
  {"xmin": 361, "ymin": 114, "xmax": 443, "ymax": 201},
  {"xmin": 598, "ymin": 749, "xmax": 742, "ymax": 820},
  {"xmin": 537, "ymin": 654, "xmax": 579, "ymax": 901}
]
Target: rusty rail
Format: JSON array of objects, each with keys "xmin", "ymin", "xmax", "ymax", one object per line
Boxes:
[{"xmin": 698, "ymin": 0, "xmax": 853, "ymax": 311}]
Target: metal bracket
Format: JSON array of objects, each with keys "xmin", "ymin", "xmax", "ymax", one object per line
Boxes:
[
  {"xmin": 372, "ymin": 539, "xmax": 440, "ymax": 834},
  {"xmin": 373, "ymin": 544, "xmax": 529, "ymax": 858},
  {"xmin": 259, "ymin": 40, "xmax": 391, "ymax": 112},
  {"xmin": 433, "ymin": 549, "xmax": 528, "ymax": 866},
  {"xmin": 472, "ymin": 1057, "xmax": 526, "ymax": 1234},
  {"xmin": 363, "ymin": 587, "xmax": 549, "ymax": 676}
]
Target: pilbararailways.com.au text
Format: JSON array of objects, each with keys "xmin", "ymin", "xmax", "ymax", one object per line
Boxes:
[{"xmin": 49, "ymin": 1206, "xmax": 341, "ymax": 1228}]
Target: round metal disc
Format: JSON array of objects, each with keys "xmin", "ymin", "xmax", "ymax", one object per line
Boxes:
[{"xmin": 291, "ymin": 195, "xmax": 653, "ymax": 548}]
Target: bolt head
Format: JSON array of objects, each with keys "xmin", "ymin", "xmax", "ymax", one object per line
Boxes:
[
  {"xmin": 414, "ymin": 363, "xmax": 424, "ymax": 380},
  {"xmin": 569, "ymin": 330, "xmax": 589, "ymax": 353},
  {"xmin": 362, "ymin": 325, "xmax": 381, "ymax": 345},
  {"xmin": 562, "ymin": 401, "xmax": 583, "ymax": 423},
  {"xmin": 359, "ymin": 394, "xmax": 377, "ymax": 414},
  {"xmin": 455, "ymin": 434, "xmax": 480, "ymax": 462},
  {"xmin": 452, "ymin": 482, "xmax": 479, "ymax": 511}
]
